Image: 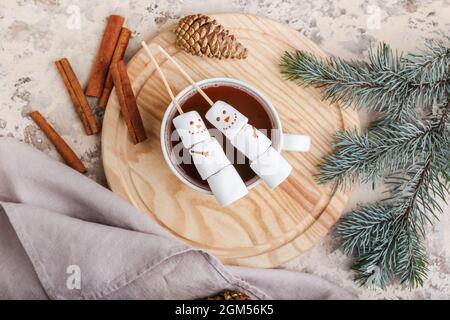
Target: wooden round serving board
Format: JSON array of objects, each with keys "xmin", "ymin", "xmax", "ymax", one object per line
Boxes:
[{"xmin": 102, "ymin": 13, "xmax": 359, "ymax": 268}]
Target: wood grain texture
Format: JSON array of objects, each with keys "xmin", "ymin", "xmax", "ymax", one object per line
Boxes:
[{"xmin": 101, "ymin": 13, "xmax": 360, "ymax": 268}]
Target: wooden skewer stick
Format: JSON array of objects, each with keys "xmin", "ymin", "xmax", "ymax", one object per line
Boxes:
[
  {"xmin": 156, "ymin": 45, "xmax": 214, "ymax": 107},
  {"xmin": 141, "ymin": 42, "xmax": 184, "ymax": 115}
]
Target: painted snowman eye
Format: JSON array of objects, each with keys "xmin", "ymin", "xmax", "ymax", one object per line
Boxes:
[
  {"xmin": 189, "ymin": 121, "xmax": 194, "ymax": 125},
  {"xmin": 216, "ymin": 117, "xmax": 220, "ymax": 122},
  {"xmin": 222, "ymin": 110, "xmax": 227, "ymax": 114}
]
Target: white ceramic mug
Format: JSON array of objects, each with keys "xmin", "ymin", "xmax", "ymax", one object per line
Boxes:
[{"xmin": 161, "ymin": 77, "xmax": 310, "ymax": 194}]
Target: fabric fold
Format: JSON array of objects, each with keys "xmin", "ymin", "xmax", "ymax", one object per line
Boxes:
[{"xmin": 0, "ymin": 138, "xmax": 353, "ymax": 300}]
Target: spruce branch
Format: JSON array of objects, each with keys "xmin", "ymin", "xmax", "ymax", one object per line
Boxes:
[
  {"xmin": 402, "ymin": 39, "xmax": 450, "ymax": 83},
  {"xmin": 337, "ymin": 102, "xmax": 449, "ymax": 288},
  {"xmin": 395, "ymin": 226, "xmax": 428, "ymax": 288},
  {"xmin": 336, "ymin": 203, "xmax": 400, "ymax": 256},
  {"xmin": 318, "ymin": 100, "xmax": 449, "ymax": 188},
  {"xmin": 280, "ymin": 42, "xmax": 450, "ymax": 122},
  {"xmin": 280, "ymin": 46, "xmax": 412, "ymax": 121},
  {"xmin": 316, "ymin": 121, "xmax": 438, "ymax": 187},
  {"xmin": 281, "ymin": 40, "xmax": 450, "ymax": 288}
]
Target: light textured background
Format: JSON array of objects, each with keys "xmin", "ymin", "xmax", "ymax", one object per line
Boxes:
[{"xmin": 0, "ymin": 0, "xmax": 449, "ymax": 299}]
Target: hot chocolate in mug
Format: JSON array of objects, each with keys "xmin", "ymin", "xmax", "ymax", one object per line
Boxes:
[{"xmin": 161, "ymin": 77, "xmax": 311, "ymax": 194}]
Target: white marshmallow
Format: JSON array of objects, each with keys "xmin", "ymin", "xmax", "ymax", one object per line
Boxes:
[
  {"xmin": 190, "ymin": 137, "xmax": 231, "ymax": 180},
  {"xmin": 233, "ymin": 124, "xmax": 272, "ymax": 161},
  {"xmin": 250, "ymin": 147, "xmax": 292, "ymax": 189},
  {"xmin": 205, "ymin": 101, "xmax": 248, "ymax": 140},
  {"xmin": 172, "ymin": 111, "xmax": 210, "ymax": 149},
  {"xmin": 207, "ymin": 165, "xmax": 248, "ymax": 206}
]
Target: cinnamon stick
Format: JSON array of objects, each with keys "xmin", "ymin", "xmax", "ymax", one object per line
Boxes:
[
  {"xmin": 110, "ymin": 60, "xmax": 147, "ymax": 144},
  {"xmin": 29, "ymin": 111, "xmax": 87, "ymax": 174},
  {"xmin": 85, "ymin": 15, "xmax": 125, "ymax": 97},
  {"xmin": 55, "ymin": 58, "xmax": 99, "ymax": 135},
  {"xmin": 98, "ymin": 27, "xmax": 131, "ymax": 108}
]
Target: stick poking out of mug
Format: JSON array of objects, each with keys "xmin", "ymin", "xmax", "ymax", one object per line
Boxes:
[
  {"xmin": 141, "ymin": 43, "xmax": 184, "ymax": 115},
  {"xmin": 155, "ymin": 45, "xmax": 214, "ymax": 107},
  {"xmin": 140, "ymin": 42, "xmax": 249, "ymax": 206}
]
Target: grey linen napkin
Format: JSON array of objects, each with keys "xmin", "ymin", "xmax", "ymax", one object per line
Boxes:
[{"xmin": 0, "ymin": 138, "xmax": 353, "ymax": 300}]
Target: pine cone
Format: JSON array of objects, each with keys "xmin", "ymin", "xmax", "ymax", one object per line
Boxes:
[
  {"xmin": 206, "ymin": 290, "xmax": 251, "ymax": 300},
  {"xmin": 173, "ymin": 14, "xmax": 248, "ymax": 59}
]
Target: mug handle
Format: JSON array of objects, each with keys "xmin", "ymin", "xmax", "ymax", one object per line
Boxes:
[{"xmin": 282, "ymin": 134, "xmax": 311, "ymax": 152}]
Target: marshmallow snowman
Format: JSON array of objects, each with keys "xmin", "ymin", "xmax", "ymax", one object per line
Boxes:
[
  {"xmin": 205, "ymin": 101, "xmax": 248, "ymax": 140},
  {"xmin": 206, "ymin": 101, "xmax": 294, "ymax": 189},
  {"xmin": 172, "ymin": 111, "xmax": 210, "ymax": 149},
  {"xmin": 172, "ymin": 110, "xmax": 248, "ymax": 206}
]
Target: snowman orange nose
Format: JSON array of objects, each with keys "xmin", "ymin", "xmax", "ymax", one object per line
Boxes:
[
  {"xmin": 224, "ymin": 116, "xmax": 230, "ymax": 123},
  {"xmin": 196, "ymin": 124, "xmax": 202, "ymax": 128}
]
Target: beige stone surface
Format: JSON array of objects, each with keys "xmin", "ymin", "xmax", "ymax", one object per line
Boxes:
[{"xmin": 0, "ymin": 0, "xmax": 449, "ymax": 299}]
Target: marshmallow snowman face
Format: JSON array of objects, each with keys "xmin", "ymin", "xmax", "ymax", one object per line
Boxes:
[
  {"xmin": 205, "ymin": 101, "xmax": 248, "ymax": 140},
  {"xmin": 172, "ymin": 111, "xmax": 210, "ymax": 149}
]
